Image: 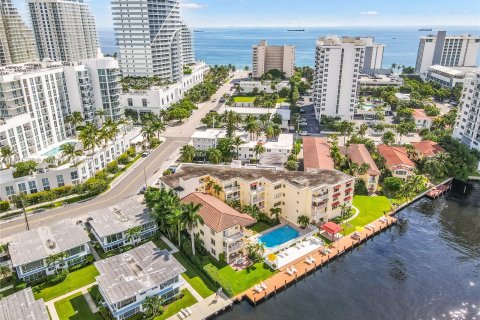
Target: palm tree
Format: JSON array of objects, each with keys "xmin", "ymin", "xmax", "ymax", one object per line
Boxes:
[
  {"xmin": 180, "ymin": 145, "xmax": 196, "ymax": 163},
  {"xmin": 125, "ymin": 226, "xmax": 142, "ymax": 245},
  {"xmin": 272, "ymin": 124, "xmax": 282, "ymax": 140},
  {"xmin": 212, "ymin": 184, "xmax": 223, "ymax": 197},
  {"xmin": 46, "ymin": 252, "xmax": 69, "ymax": 273},
  {"xmin": 60, "ymin": 143, "xmax": 82, "ymax": 165},
  {"xmin": 358, "ymin": 123, "xmax": 369, "ymax": 137},
  {"xmin": 269, "ymin": 207, "xmax": 282, "ymax": 223},
  {"xmin": 207, "ymin": 148, "xmax": 223, "ymax": 164},
  {"xmin": 1, "ymin": 145, "xmax": 16, "ymax": 167},
  {"xmin": 95, "ymin": 109, "xmax": 106, "ymax": 128},
  {"xmin": 180, "ymin": 202, "xmax": 203, "ymax": 255},
  {"xmin": 245, "ymin": 119, "xmax": 259, "ymax": 141},
  {"xmin": 98, "ymin": 126, "xmax": 113, "ymax": 151},
  {"xmin": 0, "ymin": 265, "xmax": 10, "ymax": 280},
  {"xmin": 142, "ymin": 295, "xmax": 164, "ymax": 318},
  {"xmin": 141, "ymin": 126, "xmax": 156, "ymax": 148},
  {"xmin": 264, "ymin": 123, "xmax": 274, "ymax": 140},
  {"xmin": 297, "ymin": 215, "xmax": 310, "ymax": 228},
  {"xmin": 150, "ymin": 119, "xmax": 166, "ymax": 140},
  {"xmin": 336, "ymin": 121, "xmax": 355, "ymax": 145},
  {"xmin": 232, "ymin": 136, "xmax": 245, "ymax": 159},
  {"xmin": 79, "ymin": 123, "xmax": 99, "ymax": 156},
  {"xmin": 285, "ymin": 159, "xmax": 298, "ymax": 171},
  {"xmin": 253, "ymin": 143, "xmax": 266, "ymax": 162},
  {"xmin": 357, "ymin": 163, "xmax": 371, "ymax": 176},
  {"xmin": 339, "ymin": 203, "xmax": 351, "ymax": 220},
  {"xmin": 381, "ymin": 131, "xmax": 396, "ymax": 145},
  {"xmin": 166, "ymin": 206, "xmax": 184, "ymax": 247},
  {"xmin": 65, "ymin": 111, "xmax": 84, "ymax": 135}
]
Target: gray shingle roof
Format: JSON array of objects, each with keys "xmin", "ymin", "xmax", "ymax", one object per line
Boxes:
[
  {"xmin": 0, "ymin": 287, "xmax": 49, "ymax": 320},
  {"xmin": 88, "ymin": 199, "xmax": 154, "ymax": 238},
  {"xmin": 94, "ymin": 242, "xmax": 185, "ymax": 305},
  {"xmin": 8, "ymin": 220, "xmax": 90, "ymax": 267}
]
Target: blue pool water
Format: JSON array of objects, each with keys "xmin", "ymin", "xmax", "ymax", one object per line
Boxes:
[
  {"xmin": 41, "ymin": 141, "xmax": 76, "ymax": 157},
  {"xmin": 258, "ymin": 225, "xmax": 299, "ymax": 248}
]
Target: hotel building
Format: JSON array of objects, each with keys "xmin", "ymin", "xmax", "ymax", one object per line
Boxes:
[
  {"xmin": 159, "ymin": 163, "xmax": 355, "ymax": 224},
  {"xmin": 252, "ymin": 40, "xmax": 295, "ymax": 79},
  {"xmin": 453, "ymin": 71, "xmax": 480, "ymax": 152},
  {"xmin": 8, "ymin": 219, "xmax": 91, "ymax": 282},
  {"xmin": 95, "ymin": 242, "xmax": 185, "ymax": 320},
  {"xmin": 0, "ymin": 0, "xmax": 38, "ymax": 66},
  {"xmin": 28, "ymin": 0, "xmax": 99, "ymax": 62},
  {"xmin": 415, "ymin": 31, "xmax": 480, "ymax": 76},
  {"xmin": 111, "ymin": 0, "xmax": 195, "ymax": 80},
  {"xmin": 424, "ymin": 65, "xmax": 478, "ymax": 89}
]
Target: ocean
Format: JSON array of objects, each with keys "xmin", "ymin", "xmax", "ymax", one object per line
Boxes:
[{"xmin": 99, "ymin": 26, "xmax": 480, "ymax": 68}]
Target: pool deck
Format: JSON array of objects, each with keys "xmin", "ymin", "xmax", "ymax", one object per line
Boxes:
[{"xmin": 235, "ymin": 214, "xmax": 397, "ymax": 304}]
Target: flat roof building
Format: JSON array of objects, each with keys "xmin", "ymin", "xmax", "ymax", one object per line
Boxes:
[
  {"xmin": 0, "ymin": 287, "xmax": 49, "ymax": 320},
  {"xmin": 252, "ymin": 40, "xmax": 295, "ymax": 79},
  {"xmin": 95, "ymin": 242, "xmax": 185, "ymax": 320},
  {"xmin": 8, "ymin": 219, "xmax": 90, "ymax": 281},
  {"xmin": 424, "ymin": 65, "xmax": 478, "ymax": 88}
]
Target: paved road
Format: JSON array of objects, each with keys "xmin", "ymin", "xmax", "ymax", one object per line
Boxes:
[{"xmin": 0, "ymin": 71, "xmax": 247, "ymax": 241}]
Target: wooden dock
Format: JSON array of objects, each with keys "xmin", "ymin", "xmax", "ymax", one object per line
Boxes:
[
  {"xmin": 236, "ymin": 215, "xmax": 398, "ymax": 305},
  {"xmin": 425, "ymin": 183, "xmax": 452, "ymax": 199}
]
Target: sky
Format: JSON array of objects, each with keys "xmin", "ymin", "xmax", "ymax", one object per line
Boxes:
[{"xmin": 12, "ymin": 0, "xmax": 480, "ymax": 30}]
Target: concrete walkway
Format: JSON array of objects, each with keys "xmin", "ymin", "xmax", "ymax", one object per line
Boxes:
[
  {"xmin": 181, "ymin": 282, "xmax": 203, "ymax": 302},
  {"xmin": 45, "ymin": 282, "xmax": 97, "ymax": 320},
  {"xmin": 167, "ymin": 291, "xmax": 233, "ymax": 320},
  {"xmin": 161, "ymin": 234, "xmax": 179, "ymax": 253},
  {"xmin": 88, "ymin": 243, "xmax": 102, "ymax": 261}
]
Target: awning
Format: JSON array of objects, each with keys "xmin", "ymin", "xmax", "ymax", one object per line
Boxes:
[
  {"xmin": 345, "ymin": 188, "xmax": 352, "ymax": 193},
  {"xmin": 332, "ymin": 201, "xmax": 340, "ymax": 207},
  {"xmin": 333, "ymin": 192, "xmax": 341, "ymax": 198},
  {"xmin": 344, "ymin": 196, "xmax": 351, "ymax": 201},
  {"xmin": 321, "ymin": 222, "xmax": 343, "ymax": 234}
]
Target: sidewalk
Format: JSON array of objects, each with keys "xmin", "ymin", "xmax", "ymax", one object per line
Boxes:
[
  {"xmin": 45, "ymin": 282, "xmax": 97, "ymax": 320},
  {"xmin": 167, "ymin": 291, "xmax": 233, "ymax": 320}
]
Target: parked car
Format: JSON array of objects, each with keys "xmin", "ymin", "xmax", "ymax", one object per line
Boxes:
[
  {"xmin": 299, "ymin": 131, "xmax": 310, "ymax": 136},
  {"xmin": 300, "ymin": 109, "xmax": 306, "ymax": 114},
  {"xmin": 32, "ymin": 208, "xmax": 46, "ymax": 214},
  {"xmin": 142, "ymin": 151, "xmax": 150, "ymax": 157},
  {"xmin": 299, "ymin": 122, "xmax": 308, "ymax": 126},
  {"xmin": 139, "ymin": 186, "xmax": 146, "ymax": 194}
]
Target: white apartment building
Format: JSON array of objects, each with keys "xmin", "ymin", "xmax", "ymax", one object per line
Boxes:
[
  {"xmin": 0, "ymin": 59, "xmax": 122, "ymax": 161},
  {"xmin": 95, "ymin": 242, "xmax": 185, "ymax": 320},
  {"xmin": 362, "ymin": 37, "xmax": 384, "ymax": 72},
  {"xmin": 191, "ymin": 129, "xmax": 228, "ymax": 151},
  {"xmin": 415, "ymin": 31, "xmax": 480, "ymax": 76},
  {"xmin": 8, "ymin": 219, "xmax": 91, "ymax": 282},
  {"xmin": 111, "ymin": 0, "xmax": 195, "ymax": 80},
  {"xmin": 28, "ymin": 0, "xmax": 99, "ymax": 62},
  {"xmin": 424, "ymin": 65, "xmax": 478, "ymax": 88},
  {"xmin": 313, "ymin": 36, "xmax": 366, "ymax": 121},
  {"xmin": 0, "ymin": 0, "xmax": 38, "ymax": 66},
  {"xmin": 453, "ymin": 71, "xmax": 480, "ymax": 151},
  {"xmin": 252, "ymin": 40, "xmax": 295, "ymax": 79},
  {"xmin": 121, "ymin": 62, "xmax": 208, "ymax": 117},
  {"xmin": 238, "ymin": 80, "xmax": 290, "ymax": 94},
  {"xmin": 88, "ymin": 200, "xmax": 158, "ymax": 252}
]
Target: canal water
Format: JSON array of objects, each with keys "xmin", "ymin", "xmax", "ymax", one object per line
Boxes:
[{"xmin": 217, "ymin": 182, "xmax": 480, "ymax": 320}]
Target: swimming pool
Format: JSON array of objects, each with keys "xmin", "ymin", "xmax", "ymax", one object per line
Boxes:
[
  {"xmin": 258, "ymin": 225, "xmax": 300, "ymax": 248},
  {"xmin": 41, "ymin": 141, "xmax": 76, "ymax": 157}
]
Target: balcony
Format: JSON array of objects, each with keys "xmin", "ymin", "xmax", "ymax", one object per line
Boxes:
[
  {"xmin": 250, "ymin": 186, "xmax": 265, "ymax": 195},
  {"xmin": 227, "ymin": 241, "xmax": 244, "ymax": 252},
  {"xmin": 225, "ymin": 232, "xmax": 244, "ymax": 243},
  {"xmin": 251, "ymin": 195, "xmax": 265, "ymax": 204}
]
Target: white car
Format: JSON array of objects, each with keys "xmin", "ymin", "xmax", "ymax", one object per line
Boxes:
[
  {"xmin": 299, "ymin": 122, "xmax": 308, "ymax": 126},
  {"xmin": 299, "ymin": 131, "xmax": 310, "ymax": 136}
]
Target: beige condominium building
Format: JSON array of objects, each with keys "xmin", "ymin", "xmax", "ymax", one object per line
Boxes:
[
  {"xmin": 160, "ymin": 163, "xmax": 355, "ymax": 225},
  {"xmin": 252, "ymin": 40, "xmax": 295, "ymax": 79},
  {"xmin": 181, "ymin": 192, "xmax": 256, "ymax": 263}
]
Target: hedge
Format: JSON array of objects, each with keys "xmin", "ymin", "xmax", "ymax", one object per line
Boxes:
[{"xmin": 0, "ymin": 200, "xmax": 10, "ymax": 212}]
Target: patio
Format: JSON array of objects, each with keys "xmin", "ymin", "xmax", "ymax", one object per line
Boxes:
[{"xmin": 265, "ymin": 237, "xmax": 324, "ymax": 270}]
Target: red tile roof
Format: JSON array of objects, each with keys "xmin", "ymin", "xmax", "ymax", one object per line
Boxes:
[
  {"xmin": 412, "ymin": 109, "xmax": 432, "ymax": 120},
  {"xmin": 377, "ymin": 145, "xmax": 416, "ymax": 168},
  {"xmin": 341, "ymin": 144, "xmax": 381, "ymax": 176},
  {"xmin": 411, "ymin": 140, "xmax": 445, "ymax": 158},
  {"xmin": 302, "ymin": 137, "xmax": 334, "ymax": 170},
  {"xmin": 181, "ymin": 193, "xmax": 256, "ymax": 233}
]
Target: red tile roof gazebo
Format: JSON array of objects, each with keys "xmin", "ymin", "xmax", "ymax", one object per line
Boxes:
[{"xmin": 321, "ymin": 221, "xmax": 343, "ymax": 235}]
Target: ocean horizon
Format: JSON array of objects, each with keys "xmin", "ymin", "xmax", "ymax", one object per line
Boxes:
[{"xmin": 99, "ymin": 26, "xmax": 480, "ymax": 68}]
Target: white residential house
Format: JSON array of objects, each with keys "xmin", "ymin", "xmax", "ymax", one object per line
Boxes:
[
  {"xmin": 88, "ymin": 199, "xmax": 158, "ymax": 252},
  {"xmin": 8, "ymin": 220, "xmax": 91, "ymax": 282},
  {"xmin": 238, "ymin": 80, "xmax": 290, "ymax": 94},
  {"xmin": 95, "ymin": 242, "xmax": 185, "ymax": 320}
]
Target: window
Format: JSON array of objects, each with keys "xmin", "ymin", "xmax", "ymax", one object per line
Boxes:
[
  {"xmin": 56, "ymin": 175, "xmax": 65, "ymax": 187},
  {"xmin": 117, "ymin": 296, "xmax": 136, "ymax": 309},
  {"xmin": 21, "ymin": 259, "xmax": 44, "ymax": 273},
  {"xmin": 211, "ymin": 248, "xmax": 216, "ymax": 255},
  {"xmin": 41, "ymin": 178, "xmax": 50, "ymax": 191},
  {"xmin": 70, "ymin": 171, "xmax": 79, "ymax": 180},
  {"xmin": 18, "ymin": 183, "xmax": 27, "ymax": 193},
  {"xmin": 28, "ymin": 181, "xmax": 37, "ymax": 193},
  {"xmin": 200, "ymin": 230, "xmax": 204, "ymax": 235},
  {"xmin": 127, "ymin": 98, "xmax": 133, "ymax": 107},
  {"xmin": 5, "ymin": 185, "xmax": 15, "ymax": 196},
  {"xmin": 211, "ymin": 239, "xmax": 215, "ymax": 245},
  {"xmin": 210, "ymin": 228, "xmax": 215, "ymax": 235},
  {"xmin": 142, "ymin": 98, "xmax": 147, "ymax": 107},
  {"xmin": 67, "ymin": 245, "xmax": 85, "ymax": 256},
  {"xmin": 106, "ymin": 232, "xmax": 123, "ymax": 244}
]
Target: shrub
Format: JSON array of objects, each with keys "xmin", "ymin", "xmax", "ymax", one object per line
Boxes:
[
  {"xmin": 354, "ymin": 179, "xmax": 368, "ymax": 195},
  {"xmin": 83, "ymin": 178, "xmax": 109, "ymax": 195},
  {"xmin": 163, "ymin": 169, "xmax": 173, "ymax": 176},
  {"xmin": 94, "ymin": 170, "xmax": 109, "ymax": 181},
  {"xmin": 106, "ymin": 160, "xmax": 119, "ymax": 174},
  {"xmin": 51, "ymin": 185, "xmax": 74, "ymax": 198},
  {"xmin": 47, "ymin": 270, "xmax": 68, "ymax": 285},
  {"xmin": 127, "ymin": 146, "xmax": 136, "ymax": 158},
  {"xmin": 0, "ymin": 200, "xmax": 10, "ymax": 212},
  {"xmin": 150, "ymin": 137, "xmax": 161, "ymax": 148},
  {"xmin": 117, "ymin": 153, "xmax": 129, "ymax": 165}
]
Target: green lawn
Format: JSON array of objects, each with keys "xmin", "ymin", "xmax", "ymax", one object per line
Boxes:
[
  {"xmin": 87, "ymin": 285, "xmax": 102, "ymax": 307},
  {"xmin": 54, "ymin": 292, "xmax": 101, "ymax": 320},
  {"xmin": 33, "ymin": 264, "xmax": 99, "ymax": 302},
  {"xmin": 153, "ymin": 289, "xmax": 197, "ymax": 320},
  {"xmin": 216, "ymin": 261, "xmax": 276, "ymax": 295},
  {"xmin": 248, "ymin": 222, "xmax": 272, "ymax": 234},
  {"xmin": 341, "ymin": 195, "xmax": 392, "ymax": 235},
  {"xmin": 153, "ymin": 236, "xmax": 172, "ymax": 251},
  {"xmin": 172, "ymin": 251, "xmax": 218, "ymax": 298}
]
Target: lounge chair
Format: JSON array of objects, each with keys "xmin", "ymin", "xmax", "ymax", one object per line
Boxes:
[
  {"xmin": 186, "ymin": 308, "xmax": 193, "ymax": 315},
  {"xmin": 255, "ymin": 284, "xmax": 263, "ymax": 293},
  {"xmin": 177, "ymin": 311, "xmax": 185, "ymax": 319},
  {"xmin": 291, "ymin": 266, "xmax": 298, "ymax": 273},
  {"xmin": 181, "ymin": 309, "xmax": 189, "ymax": 317},
  {"xmin": 261, "ymin": 282, "xmax": 267, "ymax": 290},
  {"xmin": 286, "ymin": 267, "xmax": 294, "ymax": 276}
]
